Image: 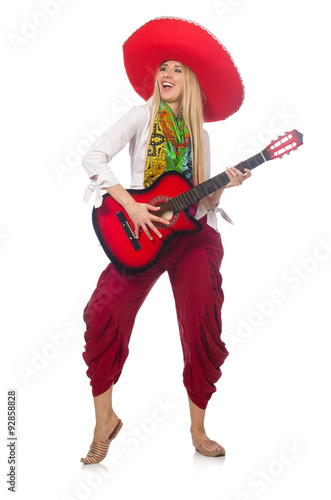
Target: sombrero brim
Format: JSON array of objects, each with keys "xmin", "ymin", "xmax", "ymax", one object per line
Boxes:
[{"xmin": 123, "ymin": 17, "xmax": 244, "ymax": 122}]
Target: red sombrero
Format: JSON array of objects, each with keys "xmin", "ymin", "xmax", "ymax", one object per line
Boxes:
[{"xmin": 123, "ymin": 17, "xmax": 244, "ymax": 122}]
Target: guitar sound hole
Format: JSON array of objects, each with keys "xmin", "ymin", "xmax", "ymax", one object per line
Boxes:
[
  {"xmin": 155, "ymin": 202, "xmax": 173, "ymax": 221},
  {"xmin": 149, "ymin": 195, "xmax": 179, "ymax": 229}
]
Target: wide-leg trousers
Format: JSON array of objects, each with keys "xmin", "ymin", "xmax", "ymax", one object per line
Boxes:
[{"xmin": 82, "ymin": 215, "xmax": 229, "ymax": 409}]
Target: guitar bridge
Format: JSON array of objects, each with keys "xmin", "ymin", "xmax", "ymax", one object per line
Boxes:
[{"xmin": 116, "ymin": 211, "xmax": 142, "ymax": 252}]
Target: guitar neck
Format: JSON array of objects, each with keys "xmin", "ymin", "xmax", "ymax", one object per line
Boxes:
[{"xmin": 170, "ymin": 149, "xmax": 270, "ymax": 214}]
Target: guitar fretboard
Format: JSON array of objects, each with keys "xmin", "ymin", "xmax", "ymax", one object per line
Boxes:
[{"xmin": 168, "ymin": 149, "xmax": 269, "ymax": 214}]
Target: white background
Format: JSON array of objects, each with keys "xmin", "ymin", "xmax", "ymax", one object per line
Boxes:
[{"xmin": 1, "ymin": 0, "xmax": 330, "ymax": 499}]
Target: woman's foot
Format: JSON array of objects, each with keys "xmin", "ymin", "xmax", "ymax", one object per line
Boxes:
[
  {"xmin": 188, "ymin": 398, "xmax": 225, "ymax": 457},
  {"xmin": 191, "ymin": 430, "xmax": 225, "ymax": 457},
  {"xmin": 94, "ymin": 411, "xmax": 120, "ymax": 442},
  {"xmin": 81, "ymin": 412, "xmax": 123, "ymax": 464}
]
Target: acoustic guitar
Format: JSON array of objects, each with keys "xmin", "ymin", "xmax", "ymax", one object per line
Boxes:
[{"xmin": 92, "ymin": 130, "xmax": 303, "ymax": 274}]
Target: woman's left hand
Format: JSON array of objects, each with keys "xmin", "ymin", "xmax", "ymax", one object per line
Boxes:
[{"xmin": 225, "ymin": 167, "xmax": 252, "ymax": 187}]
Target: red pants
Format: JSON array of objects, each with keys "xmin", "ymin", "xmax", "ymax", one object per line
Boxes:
[{"xmin": 82, "ymin": 215, "xmax": 228, "ymax": 409}]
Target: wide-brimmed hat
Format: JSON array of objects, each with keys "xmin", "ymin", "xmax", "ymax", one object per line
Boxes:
[{"xmin": 122, "ymin": 17, "xmax": 244, "ymax": 122}]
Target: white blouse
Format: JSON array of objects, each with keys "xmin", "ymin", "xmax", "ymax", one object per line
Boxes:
[{"xmin": 82, "ymin": 101, "xmax": 232, "ymax": 231}]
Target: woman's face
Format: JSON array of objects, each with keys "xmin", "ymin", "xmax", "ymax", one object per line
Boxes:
[{"xmin": 157, "ymin": 60, "xmax": 184, "ymax": 108}]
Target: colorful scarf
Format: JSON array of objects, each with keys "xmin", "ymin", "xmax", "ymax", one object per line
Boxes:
[{"xmin": 144, "ymin": 101, "xmax": 193, "ymax": 188}]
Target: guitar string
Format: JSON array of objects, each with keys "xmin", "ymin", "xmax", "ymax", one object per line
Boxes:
[
  {"xmin": 123, "ymin": 139, "xmax": 301, "ymax": 231},
  {"xmin": 149, "ymin": 148, "xmax": 270, "ymax": 218}
]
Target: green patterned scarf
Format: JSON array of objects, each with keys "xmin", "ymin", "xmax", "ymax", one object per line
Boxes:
[{"xmin": 144, "ymin": 100, "xmax": 193, "ymax": 188}]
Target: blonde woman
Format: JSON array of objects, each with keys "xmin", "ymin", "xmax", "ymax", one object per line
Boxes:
[{"xmin": 80, "ymin": 17, "xmax": 251, "ymax": 463}]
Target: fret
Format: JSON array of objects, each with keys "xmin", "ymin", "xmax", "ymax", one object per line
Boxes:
[
  {"xmin": 182, "ymin": 191, "xmax": 192, "ymax": 206},
  {"xmin": 236, "ymin": 162, "xmax": 246, "ymax": 173},
  {"xmin": 171, "ymin": 150, "xmax": 269, "ymax": 214},
  {"xmin": 260, "ymin": 151, "xmax": 267, "ymax": 163},
  {"xmin": 171, "ymin": 197, "xmax": 181, "ymax": 213},
  {"xmin": 210, "ymin": 178, "xmax": 219, "ymax": 191},
  {"xmin": 196, "ymin": 184, "xmax": 210, "ymax": 198}
]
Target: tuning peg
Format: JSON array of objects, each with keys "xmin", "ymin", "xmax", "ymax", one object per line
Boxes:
[{"xmin": 286, "ymin": 152, "xmax": 291, "ymax": 155}]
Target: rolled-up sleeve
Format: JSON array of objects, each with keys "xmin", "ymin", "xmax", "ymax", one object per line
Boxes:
[{"xmin": 82, "ymin": 105, "xmax": 144, "ymax": 206}]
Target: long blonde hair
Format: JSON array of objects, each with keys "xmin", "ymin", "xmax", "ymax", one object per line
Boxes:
[{"xmin": 145, "ymin": 62, "xmax": 207, "ymax": 197}]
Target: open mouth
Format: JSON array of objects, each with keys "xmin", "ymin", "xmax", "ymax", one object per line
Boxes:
[{"xmin": 162, "ymin": 82, "xmax": 174, "ymax": 89}]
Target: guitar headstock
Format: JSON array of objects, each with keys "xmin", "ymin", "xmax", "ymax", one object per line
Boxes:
[{"xmin": 265, "ymin": 130, "xmax": 303, "ymax": 160}]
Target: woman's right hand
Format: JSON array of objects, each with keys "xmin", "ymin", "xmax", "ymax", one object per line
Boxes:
[
  {"xmin": 103, "ymin": 182, "xmax": 169, "ymax": 240},
  {"xmin": 125, "ymin": 200, "xmax": 170, "ymax": 240}
]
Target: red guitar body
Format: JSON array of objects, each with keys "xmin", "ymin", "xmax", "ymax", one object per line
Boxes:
[{"xmin": 92, "ymin": 171, "xmax": 202, "ymax": 274}]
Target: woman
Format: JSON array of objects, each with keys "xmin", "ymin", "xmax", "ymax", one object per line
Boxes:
[{"xmin": 80, "ymin": 17, "xmax": 251, "ymax": 463}]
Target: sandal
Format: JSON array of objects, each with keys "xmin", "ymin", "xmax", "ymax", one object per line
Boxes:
[
  {"xmin": 195, "ymin": 439, "xmax": 225, "ymax": 457},
  {"xmin": 80, "ymin": 418, "xmax": 123, "ymax": 464}
]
